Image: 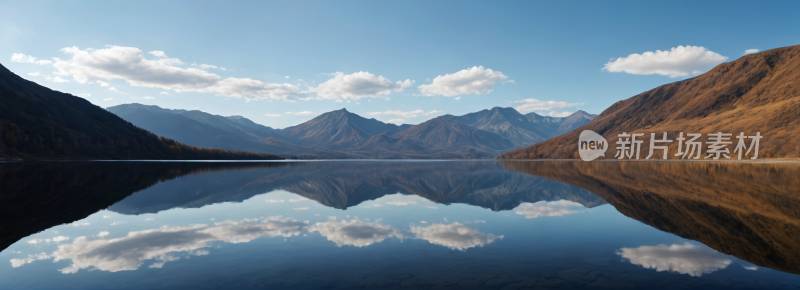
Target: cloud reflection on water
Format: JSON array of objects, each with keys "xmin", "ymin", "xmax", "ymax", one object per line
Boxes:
[
  {"xmin": 514, "ymin": 200, "xmax": 585, "ymax": 218},
  {"xmin": 307, "ymin": 219, "xmax": 404, "ymax": 247},
  {"xmin": 10, "ymin": 252, "xmax": 51, "ymax": 268},
  {"xmin": 410, "ymin": 222, "xmax": 503, "ymax": 251},
  {"xmin": 46, "ymin": 217, "xmax": 308, "ymax": 274},
  {"xmin": 617, "ymin": 243, "xmax": 732, "ymax": 277}
]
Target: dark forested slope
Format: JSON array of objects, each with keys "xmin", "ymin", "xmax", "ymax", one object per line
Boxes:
[{"xmin": 0, "ymin": 63, "xmax": 281, "ymax": 160}]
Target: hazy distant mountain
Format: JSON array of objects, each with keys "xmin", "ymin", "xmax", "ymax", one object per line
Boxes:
[
  {"xmin": 454, "ymin": 107, "xmax": 595, "ymax": 148},
  {"xmin": 391, "ymin": 116, "xmax": 515, "ymax": 155},
  {"xmin": 279, "ymin": 108, "xmax": 405, "ymax": 148},
  {"xmin": 278, "ymin": 109, "xmax": 514, "ymax": 157},
  {"xmin": 0, "ymin": 63, "xmax": 278, "ymax": 160},
  {"xmin": 550, "ymin": 110, "xmax": 595, "ymax": 137},
  {"xmin": 107, "ymin": 104, "xmax": 349, "ymax": 158},
  {"xmin": 107, "ymin": 104, "xmax": 593, "ymax": 159}
]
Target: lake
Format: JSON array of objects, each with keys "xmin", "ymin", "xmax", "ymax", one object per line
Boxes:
[{"xmin": 1, "ymin": 160, "xmax": 799, "ymax": 289}]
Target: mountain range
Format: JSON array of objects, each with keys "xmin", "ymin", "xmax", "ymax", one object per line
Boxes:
[
  {"xmin": 500, "ymin": 44, "xmax": 800, "ymax": 160},
  {"xmin": 107, "ymin": 104, "xmax": 595, "ymax": 159},
  {"xmin": 0, "ymin": 63, "xmax": 280, "ymax": 160}
]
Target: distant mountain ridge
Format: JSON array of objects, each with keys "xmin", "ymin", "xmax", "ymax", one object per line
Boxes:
[
  {"xmin": 280, "ymin": 108, "xmax": 405, "ymax": 148},
  {"xmin": 453, "ymin": 107, "xmax": 595, "ymax": 146},
  {"xmin": 392, "ymin": 116, "xmax": 515, "ymax": 152},
  {"xmin": 106, "ymin": 104, "xmax": 346, "ymax": 158},
  {"xmin": 108, "ymin": 103, "xmax": 595, "ymax": 159}
]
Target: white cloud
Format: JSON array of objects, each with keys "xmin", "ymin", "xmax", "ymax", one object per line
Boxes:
[
  {"xmin": 265, "ymin": 199, "xmax": 284, "ymax": 203},
  {"xmin": 368, "ymin": 109, "xmax": 442, "ymax": 119},
  {"xmin": 514, "ymin": 200, "xmax": 585, "ymax": 218},
  {"xmin": 305, "ymin": 71, "xmax": 413, "ymax": 101},
  {"xmin": 203, "ymin": 77, "xmax": 300, "ymax": 101},
  {"xmin": 603, "ymin": 45, "xmax": 728, "ymax": 78},
  {"xmin": 77, "ymin": 93, "xmax": 91, "ymax": 99},
  {"xmin": 103, "ymin": 98, "xmax": 113, "ymax": 101},
  {"xmin": 27, "ymin": 72, "xmax": 41, "ymax": 77},
  {"xmin": 264, "ymin": 114, "xmax": 281, "ymax": 117},
  {"xmin": 548, "ymin": 111, "xmax": 573, "ymax": 117},
  {"xmin": 455, "ymin": 97, "xmax": 461, "ymax": 100},
  {"xmin": 108, "ymin": 87, "xmax": 118, "ymax": 92},
  {"xmin": 285, "ymin": 111, "xmax": 315, "ymax": 117},
  {"xmin": 10, "ymin": 252, "xmax": 51, "ymax": 268},
  {"xmin": 369, "ymin": 110, "xmax": 425, "ymax": 118},
  {"xmin": 27, "ymin": 236, "xmax": 70, "ymax": 244},
  {"xmin": 387, "ymin": 118, "xmax": 405, "ymax": 124},
  {"xmin": 307, "ymin": 219, "xmax": 403, "ymax": 248},
  {"xmin": 47, "ymin": 217, "xmax": 307, "ymax": 274},
  {"xmin": 97, "ymin": 231, "xmax": 110, "ymax": 237},
  {"xmin": 409, "ymin": 222, "xmax": 503, "ymax": 251},
  {"xmin": 159, "ymin": 92, "xmax": 170, "ymax": 95},
  {"xmin": 148, "ymin": 51, "xmax": 167, "ymax": 58},
  {"xmin": 293, "ymin": 207, "xmax": 310, "ymax": 210},
  {"xmin": 513, "ymin": 98, "xmax": 582, "ymax": 114},
  {"xmin": 11, "ymin": 53, "xmax": 52, "ymax": 65},
  {"xmin": 48, "ymin": 46, "xmax": 299, "ymax": 101},
  {"xmin": 194, "ymin": 63, "xmax": 227, "ymax": 71},
  {"xmin": 143, "ymin": 96, "xmax": 154, "ymax": 100},
  {"xmin": 51, "ymin": 76, "xmax": 69, "ymax": 83},
  {"xmin": 285, "ymin": 76, "xmax": 290, "ymax": 79},
  {"xmin": 743, "ymin": 49, "xmax": 759, "ymax": 55},
  {"xmin": 617, "ymin": 243, "xmax": 732, "ymax": 277},
  {"xmin": 418, "ymin": 66, "xmax": 508, "ymax": 97}
]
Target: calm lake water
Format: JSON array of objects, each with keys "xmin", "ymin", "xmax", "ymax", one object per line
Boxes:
[{"xmin": 1, "ymin": 160, "xmax": 799, "ymax": 289}]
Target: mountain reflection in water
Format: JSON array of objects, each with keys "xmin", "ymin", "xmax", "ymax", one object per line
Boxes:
[
  {"xmin": 504, "ymin": 161, "xmax": 800, "ymax": 276},
  {"xmin": 1, "ymin": 160, "xmax": 799, "ymax": 289}
]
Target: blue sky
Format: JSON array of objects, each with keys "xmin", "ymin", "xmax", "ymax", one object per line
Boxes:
[{"xmin": 2, "ymin": 0, "xmax": 799, "ymax": 128}]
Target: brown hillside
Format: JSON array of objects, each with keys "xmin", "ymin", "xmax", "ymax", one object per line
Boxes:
[{"xmin": 499, "ymin": 45, "xmax": 800, "ymax": 160}]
